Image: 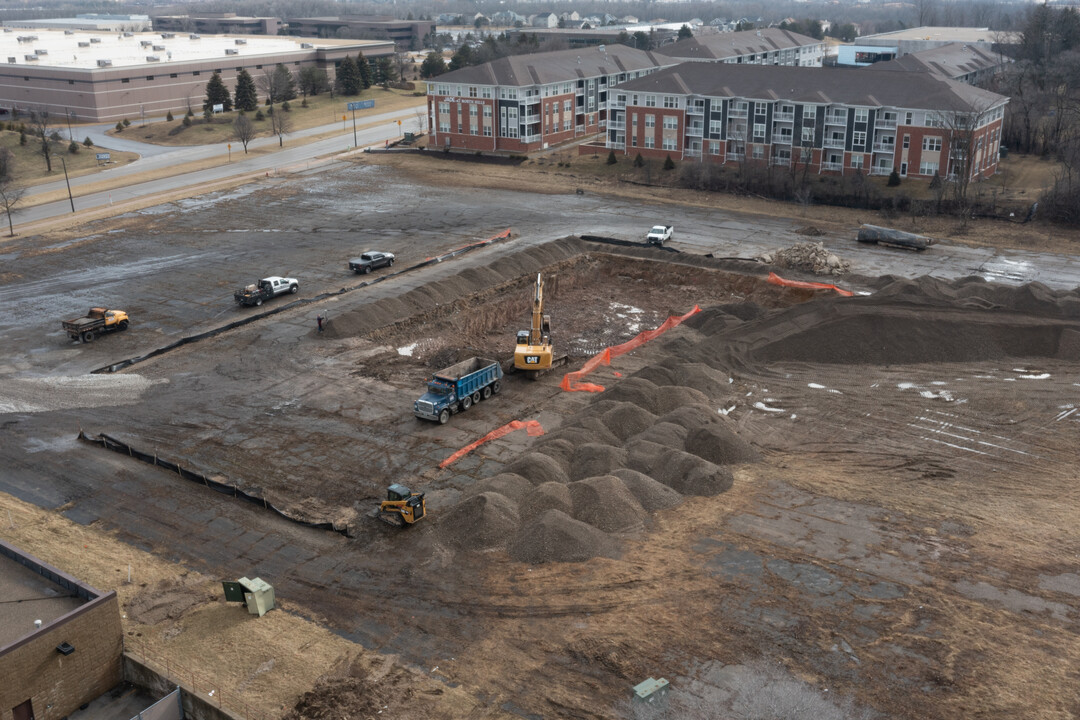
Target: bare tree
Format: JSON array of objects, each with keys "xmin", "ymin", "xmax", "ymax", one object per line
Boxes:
[
  {"xmin": 414, "ymin": 106, "xmax": 427, "ymax": 133},
  {"xmin": 395, "ymin": 51, "xmax": 410, "ymax": 83},
  {"xmin": 937, "ymin": 99, "xmax": 1001, "ymax": 228},
  {"xmin": 0, "ymin": 149, "xmax": 26, "ymax": 237},
  {"xmin": 270, "ymin": 108, "xmax": 293, "ymax": 147},
  {"xmin": 233, "ymin": 113, "xmax": 255, "ymax": 153},
  {"xmin": 28, "ymin": 108, "xmax": 57, "ymax": 172}
]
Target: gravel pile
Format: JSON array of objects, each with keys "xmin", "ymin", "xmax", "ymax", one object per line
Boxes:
[
  {"xmin": 758, "ymin": 242, "xmax": 850, "ymax": 276},
  {"xmin": 508, "ymin": 510, "xmax": 621, "ymax": 563}
]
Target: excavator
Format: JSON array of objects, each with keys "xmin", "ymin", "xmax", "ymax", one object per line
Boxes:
[
  {"xmin": 375, "ymin": 484, "xmax": 427, "ymax": 527},
  {"xmin": 513, "ymin": 272, "xmax": 568, "ymax": 380}
]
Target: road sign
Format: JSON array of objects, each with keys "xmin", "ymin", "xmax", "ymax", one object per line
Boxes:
[
  {"xmin": 346, "ymin": 100, "xmax": 375, "ymax": 111},
  {"xmin": 213, "ymin": 103, "xmax": 224, "ymax": 113},
  {"xmin": 96, "ymin": 153, "xmax": 110, "ymax": 161}
]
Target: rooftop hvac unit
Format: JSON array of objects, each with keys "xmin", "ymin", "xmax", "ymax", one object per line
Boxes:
[
  {"xmin": 301, "ymin": 43, "xmax": 313, "ymax": 48},
  {"xmin": 78, "ymin": 41, "xmax": 90, "ymax": 47},
  {"xmin": 140, "ymin": 40, "xmax": 151, "ymax": 47},
  {"xmin": 225, "ymin": 48, "xmax": 238, "ymax": 55},
  {"xmin": 2, "ymin": 28, "xmax": 10, "ymax": 33},
  {"xmin": 234, "ymin": 38, "xmax": 247, "ymax": 45},
  {"xmin": 64, "ymin": 30, "xmax": 74, "ymax": 35},
  {"xmin": 146, "ymin": 55, "xmax": 160, "ymax": 62},
  {"xmin": 24, "ymin": 54, "xmax": 38, "ymax": 61},
  {"xmin": 161, "ymin": 33, "xmax": 175, "ymax": 38},
  {"xmin": 123, "ymin": 31, "xmax": 133, "ymax": 37},
  {"xmin": 7, "ymin": 57, "xmax": 15, "ymax": 64},
  {"xmin": 152, "ymin": 44, "xmax": 165, "ymax": 50},
  {"xmin": 97, "ymin": 58, "xmax": 112, "ymax": 66},
  {"xmin": 34, "ymin": 49, "xmax": 47, "ymax": 55},
  {"xmin": 189, "ymin": 33, "xmax": 201, "ymax": 39},
  {"xmin": 90, "ymin": 37, "xmax": 101, "ymax": 43}
]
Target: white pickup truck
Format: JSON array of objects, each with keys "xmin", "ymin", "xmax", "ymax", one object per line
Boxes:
[
  {"xmin": 647, "ymin": 225, "xmax": 673, "ymax": 245},
  {"xmin": 234, "ymin": 276, "xmax": 299, "ymax": 307}
]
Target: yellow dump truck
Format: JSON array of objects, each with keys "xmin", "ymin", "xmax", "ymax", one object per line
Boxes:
[{"xmin": 62, "ymin": 308, "xmax": 130, "ymax": 343}]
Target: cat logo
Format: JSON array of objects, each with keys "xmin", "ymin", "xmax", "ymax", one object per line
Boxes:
[{"xmin": 524, "ymin": 356, "xmax": 540, "ymax": 364}]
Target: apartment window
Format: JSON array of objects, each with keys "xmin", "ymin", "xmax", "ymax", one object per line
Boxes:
[
  {"xmin": 920, "ymin": 161, "xmax": 939, "ymax": 175},
  {"xmin": 709, "ymin": 141, "xmax": 720, "ymax": 155},
  {"xmin": 852, "ymin": 131, "xmax": 866, "ymax": 146},
  {"xmin": 483, "ymin": 106, "xmax": 492, "ymax": 118},
  {"xmin": 470, "ymin": 124, "xmax": 478, "ymax": 136},
  {"xmin": 663, "ymin": 116, "xmax": 677, "ymax": 130},
  {"xmin": 923, "ymin": 136, "xmax": 942, "ymax": 151},
  {"xmin": 482, "ymin": 87, "xmax": 492, "ymax": 98},
  {"xmin": 631, "ymin": 94, "xmax": 638, "ymax": 106},
  {"xmin": 170, "ymin": 73, "xmax": 178, "ymax": 78},
  {"xmin": 146, "ymin": 75, "xmax": 154, "ymax": 81},
  {"xmin": 905, "ymin": 112, "xmax": 913, "ymax": 125},
  {"xmin": 439, "ymin": 122, "xmax": 450, "ymax": 134},
  {"xmin": 469, "ymin": 86, "xmax": 478, "ymax": 98},
  {"xmin": 709, "ymin": 120, "xmax": 722, "ymax": 135},
  {"xmin": 802, "ymin": 126, "xmax": 814, "ymax": 142},
  {"xmin": 753, "ymin": 123, "xmax": 766, "ymax": 140},
  {"xmin": 755, "ymin": 102, "xmax": 768, "ymax": 115},
  {"xmin": 645, "ymin": 136, "xmax": 655, "ymax": 148},
  {"xmin": 645, "ymin": 114, "xmax": 655, "ymax": 128},
  {"xmin": 750, "ymin": 145, "xmax": 763, "ymax": 159},
  {"xmin": 851, "ymin": 155, "xmax": 864, "ymax": 169},
  {"xmin": 483, "ymin": 125, "xmax": 492, "ymax": 137},
  {"xmin": 854, "ymin": 109, "xmax": 868, "ymax": 123},
  {"xmin": 645, "ymin": 96, "xmax": 657, "ymax": 107},
  {"xmin": 469, "ymin": 105, "xmax": 478, "ymax": 116},
  {"xmin": 631, "ymin": 136, "xmax": 638, "ymax": 147},
  {"xmin": 564, "ymin": 119, "xmax": 571, "ymax": 131},
  {"xmin": 663, "ymin": 96, "xmax": 678, "ymax": 109},
  {"xmin": 193, "ymin": 70, "xmax": 200, "ymax": 76},
  {"xmin": 800, "ymin": 147, "xmax": 812, "ymax": 162},
  {"xmin": 68, "ymin": 79, "xmax": 74, "ymax": 85},
  {"xmin": 662, "ymin": 137, "xmax": 677, "ymax": 151},
  {"xmin": 903, "ymin": 134, "xmax": 910, "ymax": 149},
  {"xmin": 122, "ymin": 78, "xmax": 130, "ymax": 83},
  {"xmin": 438, "ymin": 102, "xmax": 449, "ymax": 114}
]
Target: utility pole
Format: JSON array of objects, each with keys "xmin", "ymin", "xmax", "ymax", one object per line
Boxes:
[{"xmin": 60, "ymin": 156, "xmax": 75, "ymax": 213}]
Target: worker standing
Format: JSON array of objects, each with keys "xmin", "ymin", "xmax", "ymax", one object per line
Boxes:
[{"xmin": 316, "ymin": 314, "xmax": 324, "ymax": 333}]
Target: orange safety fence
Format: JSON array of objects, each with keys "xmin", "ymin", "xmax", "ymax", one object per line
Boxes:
[
  {"xmin": 766, "ymin": 271, "xmax": 853, "ymax": 297},
  {"xmin": 439, "ymin": 419, "xmax": 544, "ymax": 468},
  {"xmin": 560, "ymin": 305, "xmax": 702, "ymax": 393}
]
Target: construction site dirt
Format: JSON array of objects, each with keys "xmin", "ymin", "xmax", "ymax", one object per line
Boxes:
[{"xmin": 2, "ymin": 160, "xmax": 1080, "ymax": 720}]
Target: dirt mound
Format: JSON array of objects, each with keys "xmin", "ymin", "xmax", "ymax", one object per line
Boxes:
[
  {"xmin": 632, "ymin": 366, "xmax": 677, "ymax": 387},
  {"xmin": 599, "ymin": 377, "xmax": 661, "ymax": 414},
  {"xmin": 661, "ymin": 404, "xmax": 726, "ymax": 431},
  {"xmin": 533, "ymin": 439, "xmax": 575, "ymax": 475},
  {"xmin": 627, "ymin": 442, "xmax": 734, "ymax": 496},
  {"xmin": 796, "ymin": 225, "xmax": 824, "ymax": 236},
  {"xmin": 568, "ymin": 476, "xmax": 647, "ymax": 533},
  {"xmin": 664, "ymin": 362, "xmax": 729, "ymax": 397},
  {"xmin": 652, "ymin": 385, "xmax": 712, "ymax": 415},
  {"xmin": 570, "ymin": 443, "xmax": 629, "ymax": 481},
  {"xmin": 629, "ymin": 421, "xmax": 689, "ymax": 449},
  {"xmin": 505, "ymin": 452, "xmax": 571, "ymax": 486},
  {"xmin": 519, "ymin": 482, "xmax": 574, "ymax": 520},
  {"xmin": 611, "ymin": 469, "xmax": 684, "ymax": 512},
  {"xmin": 439, "ymin": 491, "xmax": 520, "ymax": 550},
  {"xmin": 600, "ymin": 402, "xmax": 660, "ymax": 441},
  {"xmin": 126, "ymin": 575, "xmax": 211, "ymax": 625},
  {"xmin": 508, "ymin": 509, "xmax": 621, "ymax": 563},
  {"xmin": 758, "ymin": 241, "xmax": 850, "ymax": 276},
  {"xmin": 467, "ymin": 473, "xmax": 534, "ymax": 505},
  {"xmin": 684, "ymin": 425, "xmax": 761, "ymax": 465}
]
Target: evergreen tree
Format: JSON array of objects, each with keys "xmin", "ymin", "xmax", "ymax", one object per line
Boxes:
[
  {"xmin": 234, "ymin": 68, "xmax": 258, "ymax": 112},
  {"xmin": 420, "ymin": 51, "xmax": 446, "ymax": 78},
  {"xmin": 375, "ymin": 57, "xmax": 396, "ymax": 87},
  {"xmin": 677, "ymin": 24, "xmax": 693, "ymax": 40},
  {"xmin": 449, "ymin": 45, "xmax": 474, "ymax": 70},
  {"xmin": 203, "ymin": 72, "xmax": 233, "ymax": 113},
  {"xmin": 357, "ymin": 53, "xmax": 373, "ymax": 89},
  {"xmin": 336, "ymin": 55, "xmax": 362, "ymax": 95},
  {"xmin": 272, "ymin": 63, "xmax": 298, "ymax": 102}
]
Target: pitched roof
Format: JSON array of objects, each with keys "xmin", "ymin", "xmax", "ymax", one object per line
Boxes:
[
  {"xmin": 871, "ymin": 42, "xmax": 1005, "ymax": 80},
  {"xmin": 436, "ymin": 45, "xmax": 674, "ymax": 87},
  {"xmin": 613, "ymin": 63, "xmax": 1008, "ymax": 112},
  {"xmin": 657, "ymin": 27, "xmax": 821, "ymax": 61}
]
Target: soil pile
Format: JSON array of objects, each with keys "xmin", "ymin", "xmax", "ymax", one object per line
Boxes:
[
  {"xmin": 508, "ymin": 510, "xmax": 621, "ymax": 563},
  {"xmin": 439, "ymin": 491, "xmax": 520, "ymax": 551},
  {"xmin": 567, "ymin": 475, "xmax": 648, "ymax": 533},
  {"xmin": 758, "ymin": 242, "xmax": 850, "ymax": 276}
]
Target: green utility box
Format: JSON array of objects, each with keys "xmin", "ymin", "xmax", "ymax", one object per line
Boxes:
[{"xmin": 222, "ymin": 577, "xmax": 276, "ymax": 617}]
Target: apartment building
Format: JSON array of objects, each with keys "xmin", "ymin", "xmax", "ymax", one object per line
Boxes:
[
  {"xmin": 658, "ymin": 28, "xmax": 825, "ymax": 67},
  {"xmin": 428, "ymin": 45, "xmax": 674, "ymax": 153},
  {"xmin": 872, "ymin": 42, "xmax": 1007, "ymax": 85},
  {"xmin": 605, "ymin": 63, "xmax": 1008, "ymax": 180}
]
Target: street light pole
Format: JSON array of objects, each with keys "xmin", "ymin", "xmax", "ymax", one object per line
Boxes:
[{"xmin": 60, "ymin": 155, "xmax": 75, "ymax": 213}]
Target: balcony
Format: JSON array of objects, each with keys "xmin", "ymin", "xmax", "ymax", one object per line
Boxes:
[
  {"xmin": 875, "ymin": 117, "xmax": 897, "ymax": 129},
  {"xmin": 821, "ymin": 162, "xmax": 843, "ymax": 171},
  {"xmin": 728, "ymin": 108, "xmax": 748, "ymax": 118},
  {"xmin": 772, "ymin": 134, "xmax": 793, "ymax": 145},
  {"xmin": 609, "ymin": 100, "xmax": 625, "ymax": 109},
  {"xmin": 687, "ymin": 103, "xmax": 705, "ymax": 115},
  {"xmin": 576, "ymin": 124, "xmax": 585, "ymax": 133},
  {"xmin": 684, "ymin": 148, "xmax": 702, "ymax": 158},
  {"xmin": 823, "ymin": 137, "xmax": 846, "ymax": 149},
  {"xmin": 686, "ymin": 124, "xmax": 704, "ymax": 136},
  {"xmin": 608, "ymin": 120, "xmax": 625, "ymax": 130},
  {"xmin": 873, "ymin": 142, "xmax": 895, "ymax": 153},
  {"xmin": 524, "ymin": 114, "xmax": 540, "ymax": 124},
  {"xmin": 774, "ymin": 112, "xmax": 795, "ymax": 122},
  {"xmin": 727, "ymin": 152, "xmax": 745, "ymax": 161},
  {"xmin": 770, "ymin": 157, "xmax": 791, "ymax": 167},
  {"xmin": 825, "ymin": 114, "xmax": 847, "ymax": 126},
  {"xmin": 870, "ymin": 166, "xmax": 893, "ymax": 176},
  {"xmin": 522, "ymin": 134, "xmax": 542, "ymax": 144}
]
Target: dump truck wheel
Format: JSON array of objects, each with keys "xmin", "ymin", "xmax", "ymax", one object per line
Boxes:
[
  {"xmin": 462, "ymin": 396, "xmax": 472, "ymax": 410},
  {"xmin": 81, "ymin": 331, "xmax": 94, "ymax": 343},
  {"xmin": 482, "ymin": 386, "xmax": 492, "ymax": 400},
  {"xmin": 492, "ymin": 380, "xmax": 502, "ymax": 394},
  {"xmin": 471, "ymin": 391, "xmax": 481, "ymax": 405},
  {"xmin": 438, "ymin": 409, "xmax": 450, "ymax": 424},
  {"xmin": 118, "ymin": 320, "xmax": 129, "ymax": 331}
]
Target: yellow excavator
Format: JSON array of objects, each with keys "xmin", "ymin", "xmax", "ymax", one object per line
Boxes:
[
  {"xmin": 376, "ymin": 484, "xmax": 427, "ymax": 527},
  {"xmin": 513, "ymin": 272, "xmax": 568, "ymax": 380}
]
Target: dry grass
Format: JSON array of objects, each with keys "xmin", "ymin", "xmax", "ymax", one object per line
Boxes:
[{"xmin": 0, "ymin": 130, "xmax": 139, "ymax": 185}]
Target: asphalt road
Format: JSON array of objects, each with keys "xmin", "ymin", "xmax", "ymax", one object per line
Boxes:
[{"xmin": 17, "ymin": 106, "xmax": 421, "ymax": 225}]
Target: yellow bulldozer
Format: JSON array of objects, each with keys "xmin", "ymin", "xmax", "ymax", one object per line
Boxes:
[
  {"xmin": 376, "ymin": 484, "xmax": 427, "ymax": 527},
  {"xmin": 513, "ymin": 273, "xmax": 568, "ymax": 380}
]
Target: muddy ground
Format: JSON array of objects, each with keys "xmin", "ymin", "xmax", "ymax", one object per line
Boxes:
[{"xmin": 1, "ymin": 160, "xmax": 1080, "ymax": 720}]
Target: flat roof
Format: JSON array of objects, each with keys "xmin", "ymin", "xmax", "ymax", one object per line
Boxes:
[
  {"xmin": 860, "ymin": 26, "xmax": 1009, "ymax": 43},
  {"xmin": 0, "ymin": 27, "xmax": 382, "ymax": 70},
  {"xmin": 0, "ymin": 546, "xmax": 88, "ymax": 648}
]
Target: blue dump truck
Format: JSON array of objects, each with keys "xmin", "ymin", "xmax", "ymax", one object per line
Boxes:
[{"xmin": 414, "ymin": 357, "xmax": 503, "ymax": 424}]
